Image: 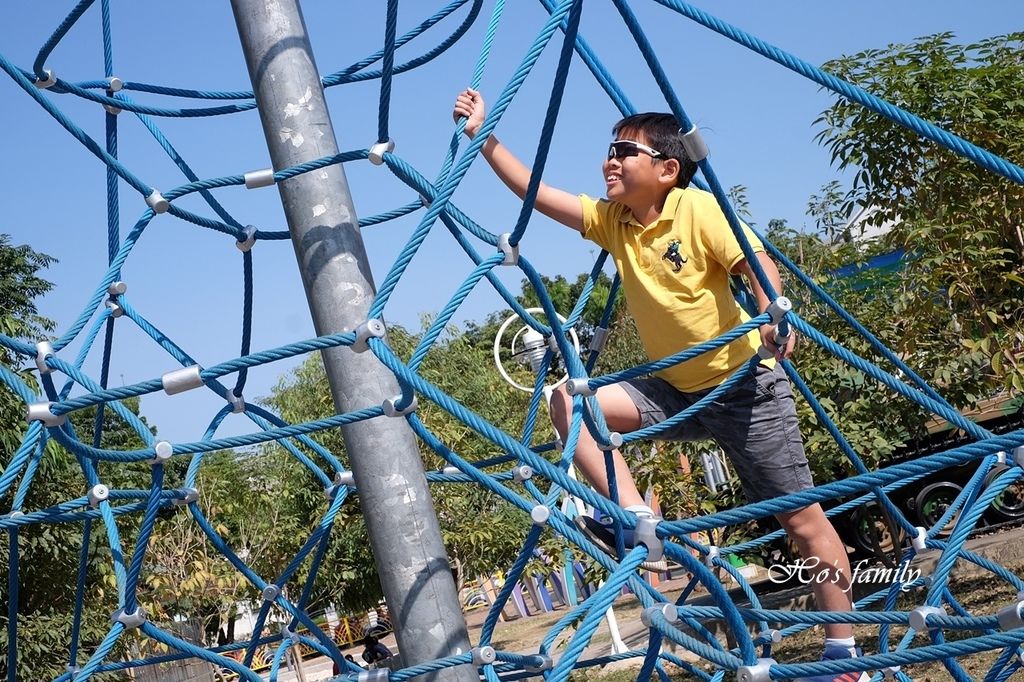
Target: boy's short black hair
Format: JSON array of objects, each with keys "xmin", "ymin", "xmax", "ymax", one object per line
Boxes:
[{"xmin": 612, "ymin": 113, "xmax": 698, "ymax": 189}]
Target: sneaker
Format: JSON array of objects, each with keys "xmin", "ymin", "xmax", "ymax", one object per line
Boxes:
[
  {"xmin": 795, "ymin": 645, "xmax": 870, "ymax": 682},
  {"xmin": 574, "ymin": 514, "xmax": 669, "ymax": 572}
]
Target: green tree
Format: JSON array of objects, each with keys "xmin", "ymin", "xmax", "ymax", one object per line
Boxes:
[
  {"xmin": 255, "ymin": 320, "xmax": 552, "ymax": 618},
  {"xmin": 815, "ymin": 31, "xmax": 1024, "ymax": 401}
]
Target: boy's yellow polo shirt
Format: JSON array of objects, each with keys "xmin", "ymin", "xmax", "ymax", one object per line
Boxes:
[{"xmin": 580, "ymin": 187, "xmax": 765, "ymax": 393}]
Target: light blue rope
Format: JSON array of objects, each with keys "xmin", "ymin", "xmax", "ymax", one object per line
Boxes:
[{"xmin": 4, "ymin": 2, "xmax": 1024, "ymax": 681}]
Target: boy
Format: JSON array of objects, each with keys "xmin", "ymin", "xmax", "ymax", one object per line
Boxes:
[{"xmin": 454, "ymin": 88, "xmax": 866, "ymax": 682}]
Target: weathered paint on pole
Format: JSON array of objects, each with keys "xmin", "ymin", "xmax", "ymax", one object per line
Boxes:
[{"xmin": 230, "ymin": 3, "xmax": 474, "ymax": 680}]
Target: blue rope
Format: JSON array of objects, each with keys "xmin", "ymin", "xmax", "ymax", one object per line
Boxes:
[{"xmin": 4, "ymin": 2, "xmax": 1024, "ymax": 681}]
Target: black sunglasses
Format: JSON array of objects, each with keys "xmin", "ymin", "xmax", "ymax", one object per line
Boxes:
[{"xmin": 607, "ymin": 139, "xmax": 665, "ymax": 160}]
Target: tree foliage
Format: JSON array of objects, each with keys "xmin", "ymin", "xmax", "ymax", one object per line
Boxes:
[
  {"xmin": 815, "ymin": 31, "xmax": 1024, "ymax": 399},
  {"xmin": 257, "ymin": 319, "xmax": 562, "ymax": 615}
]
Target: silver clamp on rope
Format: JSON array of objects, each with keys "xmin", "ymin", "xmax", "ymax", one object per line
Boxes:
[
  {"xmin": 736, "ymin": 658, "xmax": 776, "ymax": 682},
  {"xmin": 1013, "ymin": 446, "xmax": 1024, "ymax": 469},
  {"xmin": 66, "ymin": 664, "xmax": 80, "ymax": 678},
  {"xmin": 5, "ymin": 511, "xmax": 25, "ymax": 521},
  {"xmin": 148, "ymin": 441, "xmax": 173, "ymax": 466},
  {"xmin": 36, "ymin": 341, "xmax": 55, "ymax": 375},
  {"xmin": 145, "ymin": 189, "xmax": 169, "ymax": 214},
  {"xmin": 419, "ymin": 194, "xmax": 432, "ymax": 208},
  {"xmin": 334, "ymin": 471, "xmax": 355, "ymax": 489},
  {"xmin": 766, "ymin": 296, "xmax": 793, "ymax": 324},
  {"xmin": 997, "ymin": 450, "xmax": 1007, "ymax": 465},
  {"xmin": 262, "ymin": 584, "xmax": 281, "ymax": 602},
  {"xmin": 589, "ymin": 327, "xmax": 609, "ymax": 353},
  {"xmin": 112, "ymin": 606, "xmax": 146, "ymax": 629},
  {"xmin": 236, "ymin": 225, "xmax": 257, "ymax": 252},
  {"xmin": 882, "ymin": 666, "xmax": 901, "ymax": 679},
  {"xmin": 228, "ymin": 392, "xmax": 245, "ymax": 414},
  {"xmin": 104, "ymin": 77, "xmax": 124, "ymax": 115},
  {"xmin": 162, "ymin": 365, "xmax": 204, "ymax": 395},
  {"xmin": 441, "ymin": 466, "xmax": 461, "ymax": 477},
  {"xmin": 911, "ymin": 527, "xmax": 929, "ymax": 553},
  {"xmin": 767, "ymin": 629, "xmax": 782, "ymax": 644},
  {"xmin": 27, "ymin": 402, "xmax": 66, "ymax": 427},
  {"xmin": 705, "ymin": 545, "xmax": 721, "ymax": 568},
  {"xmin": 244, "ymin": 168, "xmax": 276, "ymax": 189},
  {"xmin": 282, "ymin": 626, "xmax": 300, "ymax": 645},
  {"xmin": 524, "ymin": 654, "xmax": 552, "ymax": 673},
  {"xmin": 352, "ymin": 319, "xmax": 386, "ymax": 352},
  {"xmin": 597, "ymin": 432, "xmax": 624, "ymax": 452},
  {"xmin": 368, "ymin": 138, "xmax": 395, "ymax": 165},
  {"xmin": 34, "ymin": 69, "xmax": 57, "ymax": 89},
  {"xmin": 680, "ymin": 124, "xmax": 709, "ymax": 163},
  {"xmin": 497, "ymin": 233, "xmax": 519, "ymax": 266},
  {"xmin": 553, "ymin": 438, "xmax": 564, "ymax": 452},
  {"xmin": 383, "ymin": 394, "xmax": 418, "ymax": 417},
  {"xmin": 909, "ymin": 605, "xmax": 945, "ymax": 632},
  {"xmin": 471, "ymin": 646, "xmax": 496, "ymax": 666},
  {"xmin": 565, "ymin": 378, "xmax": 595, "ymax": 397},
  {"xmin": 640, "ymin": 603, "xmax": 678, "ymax": 627},
  {"xmin": 513, "ymin": 465, "xmax": 533, "ymax": 482},
  {"xmin": 88, "ymin": 484, "xmax": 110, "ymax": 507},
  {"xmin": 996, "ymin": 601, "xmax": 1024, "ymax": 631},
  {"xmin": 173, "ymin": 487, "xmax": 199, "ymax": 507},
  {"xmin": 530, "ymin": 505, "xmax": 550, "ymax": 526},
  {"xmin": 635, "ymin": 516, "xmax": 663, "ymax": 561},
  {"xmin": 358, "ymin": 668, "xmax": 390, "ymax": 682},
  {"xmin": 758, "ymin": 296, "xmax": 794, "ymax": 359},
  {"xmin": 106, "ymin": 280, "xmax": 127, "ymax": 318}
]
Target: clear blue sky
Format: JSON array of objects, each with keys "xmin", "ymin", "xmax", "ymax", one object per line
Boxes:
[{"xmin": 1, "ymin": 1, "xmax": 1020, "ymax": 443}]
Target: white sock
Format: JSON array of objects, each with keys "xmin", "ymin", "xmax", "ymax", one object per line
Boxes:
[
  {"xmin": 625, "ymin": 504, "xmax": 656, "ymax": 518},
  {"xmin": 825, "ymin": 636, "xmax": 857, "ymax": 655}
]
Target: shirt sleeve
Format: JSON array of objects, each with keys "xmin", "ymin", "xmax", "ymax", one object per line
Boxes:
[
  {"xmin": 695, "ymin": 193, "xmax": 764, "ymax": 271},
  {"xmin": 578, "ymin": 193, "xmax": 617, "ymax": 252}
]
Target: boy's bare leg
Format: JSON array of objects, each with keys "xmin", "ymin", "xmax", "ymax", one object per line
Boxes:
[
  {"xmin": 776, "ymin": 504, "xmax": 855, "ymax": 640},
  {"xmin": 549, "ymin": 384, "xmax": 646, "ymax": 508}
]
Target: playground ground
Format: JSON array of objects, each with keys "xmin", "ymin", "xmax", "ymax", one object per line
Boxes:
[{"xmin": 270, "ymin": 523, "xmax": 1024, "ymax": 681}]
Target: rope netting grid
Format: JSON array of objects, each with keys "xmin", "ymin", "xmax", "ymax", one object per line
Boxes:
[{"xmin": 1, "ymin": 1, "xmax": 1023, "ymax": 681}]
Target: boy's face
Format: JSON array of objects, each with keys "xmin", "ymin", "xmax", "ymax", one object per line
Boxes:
[{"xmin": 603, "ymin": 129, "xmax": 666, "ymax": 206}]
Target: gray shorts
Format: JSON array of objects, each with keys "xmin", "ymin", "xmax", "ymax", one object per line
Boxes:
[{"xmin": 620, "ymin": 363, "xmax": 813, "ymax": 503}]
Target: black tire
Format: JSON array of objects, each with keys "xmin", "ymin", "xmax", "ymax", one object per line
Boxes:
[
  {"xmin": 850, "ymin": 501, "xmax": 904, "ymax": 566},
  {"xmin": 985, "ymin": 464, "xmax": 1024, "ymax": 522},
  {"xmin": 913, "ymin": 481, "xmax": 963, "ymax": 537}
]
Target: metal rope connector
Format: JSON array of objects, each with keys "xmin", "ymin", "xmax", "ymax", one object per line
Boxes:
[
  {"xmin": 236, "ymin": 225, "xmax": 257, "ymax": 252},
  {"xmin": 352, "ymin": 319, "xmax": 386, "ymax": 353},
  {"xmin": 497, "ymin": 233, "xmax": 518, "ymax": 266},
  {"xmin": 244, "ymin": 168, "xmax": 276, "ymax": 189},
  {"xmin": 145, "ymin": 189, "xmax": 169, "ymax": 214},
  {"xmin": 368, "ymin": 138, "xmax": 395, "ymax": 165},
  {"xmin": 34, "ymin": 69, "xmax": 57, "ymax": 89}
]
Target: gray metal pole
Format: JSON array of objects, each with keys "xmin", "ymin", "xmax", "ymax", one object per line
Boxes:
[{"xmin": 230, "ymin": 3, "xmax": 474, "ymax": 681}]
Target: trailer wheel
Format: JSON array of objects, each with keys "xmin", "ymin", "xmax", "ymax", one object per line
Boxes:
[
  {"xmin": 850, "ymin": 501, "xmax": 903, "ymax": 566},
  {"xmin": 913, "ymin": 481, "xmax": 963, "ymax": 537},
  {"xmin": 985, "ymin": 464, "xmax": 1024, "ymax": 522}
]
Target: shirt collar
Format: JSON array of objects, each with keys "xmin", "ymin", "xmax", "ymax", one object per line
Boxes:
[{"xmin": 619, "ymin": 187, "xmax": 685, "ymax": 228}]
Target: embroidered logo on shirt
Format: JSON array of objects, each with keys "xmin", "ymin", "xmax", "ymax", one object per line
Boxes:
[{"xmin": 661, "ymin": 239, "xmax": 687, "ymax": 272}]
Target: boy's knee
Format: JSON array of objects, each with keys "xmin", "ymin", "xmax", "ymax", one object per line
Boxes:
[
  {"xmin": 779, "ymin": 504, "xmax": 831, "ymax": 540},
  {"xmin": 549, "ymin": 384, "xmax": 571, "ymax": 433}
]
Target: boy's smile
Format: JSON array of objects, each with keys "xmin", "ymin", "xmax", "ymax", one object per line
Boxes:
[{"xmin": 603, "ymin": 132, "xmax": 674, "ymax": 224}]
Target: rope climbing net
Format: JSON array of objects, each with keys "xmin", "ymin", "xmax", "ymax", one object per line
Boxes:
[{"xmin": 3, "ymin": 1, "xmax": 1024, "ymax": 681}]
